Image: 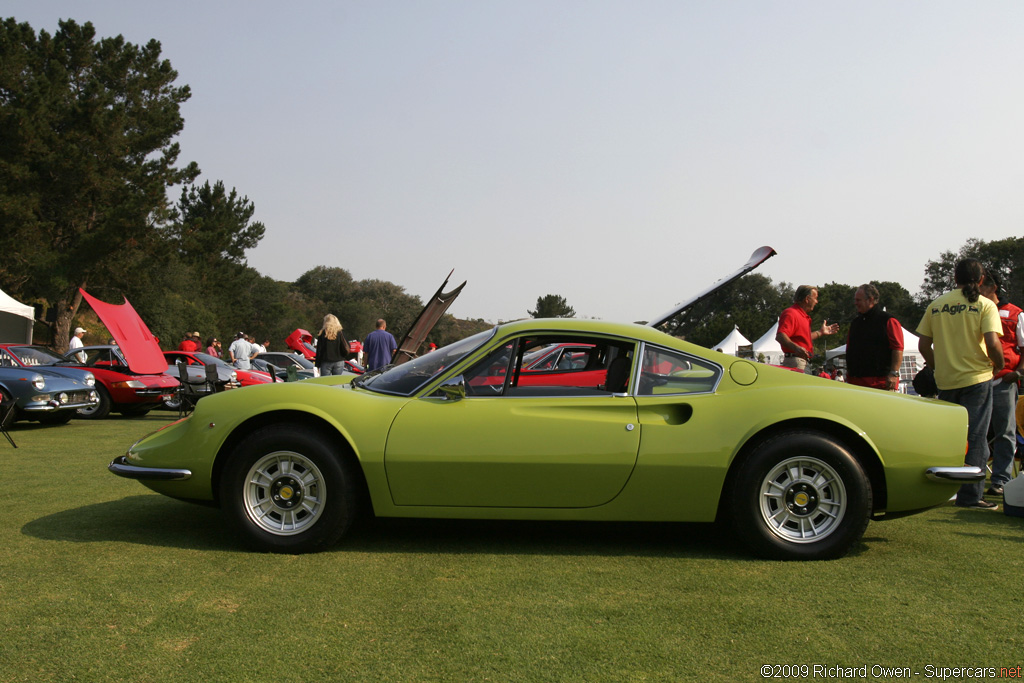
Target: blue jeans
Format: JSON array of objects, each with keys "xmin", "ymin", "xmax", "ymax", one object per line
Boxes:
[
  {"xmin": 319, "ymin": 361, "xmax": 347, "ymax": 376},
  {"xmin": 990, "ymin": 378, "xmax": 1018, "ymax": 487},
  {"xmin": 938, "ymin": 381, "xmax": 993, "ymax": 505}
]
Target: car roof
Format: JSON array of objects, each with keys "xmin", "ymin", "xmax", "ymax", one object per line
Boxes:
[{"xmin": 492, "ymin": 318, "xmax": 679, "ymax": 347}]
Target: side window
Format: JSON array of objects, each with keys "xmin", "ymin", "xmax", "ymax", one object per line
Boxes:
[
  {"xmin": 464, "ymin": 341, "xmax": 515, "ymax": 396},
  {"xmin": 0, "ymin": 350, "xmax": 13, "ymax": 367},
  {"xmin": 461, "ymin": 336, "xmax": 634, "ymax": 397},
  {"xmin": 637, "ymin": 345, "xmax": 721, "ymax": 396}
]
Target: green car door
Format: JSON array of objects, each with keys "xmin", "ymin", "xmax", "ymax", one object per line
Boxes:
[{"xmin": 384, "ymin": 395, "xmax": 641, "ymax": 508}]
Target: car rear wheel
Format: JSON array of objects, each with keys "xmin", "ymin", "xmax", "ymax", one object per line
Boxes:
[
  {"xmin": 729, "ymin": 430, "xmax": 871, "ymax": 561},
  {"xmin": 220, "ymin": 424, "xmax": 358, "ymax": 553},
  {"xmin": 76, "ymin": 385, "xmax": 111, "ymax": 419}
]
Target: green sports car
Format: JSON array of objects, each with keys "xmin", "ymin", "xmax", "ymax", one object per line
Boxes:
[{"xmin": 110, "ymin": 317, "xmax": 979, "ymax": 560}]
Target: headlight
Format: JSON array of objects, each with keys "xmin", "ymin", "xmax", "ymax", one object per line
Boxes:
[
  {"xmin": 57, "ymin": 392, "xmax": 69, "ymax": 404},
  {"xmin": 31, "ymin": 375, "xmax": 45, "ymax": 390},
  {"xmin": 113, "ymin": 380, "xmax": 147, "ymax": 389},
  {"xmin": 84, "ymin": 373, "xmax": 96, "ymax": 387},
  {"xmin": 230, "ymin": 371, "xmax": 238, "ymax": 381}
]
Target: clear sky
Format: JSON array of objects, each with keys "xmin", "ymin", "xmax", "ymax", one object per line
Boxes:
[{"xmin": 10, "ymin": 2, "xmax": 1024, "ymax": 325}]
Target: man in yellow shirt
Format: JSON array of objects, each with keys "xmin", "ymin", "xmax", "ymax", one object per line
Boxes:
[{"xmin": 917, "ymin": 259, "xmax": 1003, "ymax": 509}]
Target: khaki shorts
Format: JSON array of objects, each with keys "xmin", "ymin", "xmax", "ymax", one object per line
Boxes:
[{"xmin": 781, "ymin": 356, "xmax": 808, "ymax": 372}]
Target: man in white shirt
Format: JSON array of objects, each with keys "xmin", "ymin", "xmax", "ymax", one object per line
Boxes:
[
  {"xmin": 69, "ymin": 327, "xmax": 87, "ymax": 363},
  {"xmin": 229, "ymin": 332, "xmax": 254, "ymax": 370}
]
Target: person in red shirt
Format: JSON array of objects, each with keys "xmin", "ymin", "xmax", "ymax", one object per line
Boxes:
[
  {"xmin": 776, "ymin": 285, "xmax": 839, "ymax": 372},
  {"xmin": 980, "ymin": 272, "xmax": 1024, "ymax": 495},
  {"xmin": 845, "ymin": 284, "xmax": 904, "ymax": 391},
  {"xmin": 177, "ymin": 332, "xmax": 200, "ymax": 352}
]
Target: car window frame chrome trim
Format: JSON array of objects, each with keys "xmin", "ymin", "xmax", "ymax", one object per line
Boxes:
[{"xmin": 634, "ymin": 341, "xmax": 724, "ymax": 397}]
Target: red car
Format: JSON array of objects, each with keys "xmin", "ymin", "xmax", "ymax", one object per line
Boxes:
[
  {"xmin": 163, "ymin": 350, "xmax": 271, "ymax": 387},
  {"xmin": 60, "ymin": 345, "xmax": 179, "ymax": 418},
  {"xmin": 44, "ymin": 289, "xmax": 181, "ymax": 418}
]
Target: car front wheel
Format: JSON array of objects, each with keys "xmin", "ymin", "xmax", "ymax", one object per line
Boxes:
[
  {"xmin": 729, "ymin": 430, "xmax": 871, "ymax": 561},
  {"xmin": 220, "ymin": 424, "xmax": 358, "ymax": 553},
  {"xmin": 76, "ymin": 385, "xmax": 111, "ymax": 419}
]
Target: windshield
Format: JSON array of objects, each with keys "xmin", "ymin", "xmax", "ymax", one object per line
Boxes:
[
  {"xmin": 5, "ymin": 345, "xmax": 65, "ymax": 365},
  {"xmin": 192, "ymin": 352, "xmax": 230, "ymax": 368},
  {"xmin": 358, "ymin": 328, "xmax": 495, "ymax": 396},
  {"xmin": 281, "ymin": 354, "xmax": 314, "ymax": 369}
]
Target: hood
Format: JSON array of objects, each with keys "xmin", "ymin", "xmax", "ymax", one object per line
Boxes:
[
  {"xmin": 80, "ymin": 289, "xmax": 167, "ymax": 374},
  {"xmin": 646, "ymin": 246, "xmax": 777, "ymax": 330},
  {"xmin": 393, "ymin": 269, "xmax": 467, "ymax": 366},
  {"xmin": 285, "ymin": 329, "xmax": 315, "ymax": 360}
]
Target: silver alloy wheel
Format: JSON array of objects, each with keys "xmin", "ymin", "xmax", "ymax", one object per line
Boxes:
[
  {"xmin": 758, "ymin": 456, "xmax": 847, "ymax": 544},
  {"xmin": 242, "ymin": 451, "xmax": 327, "ymax": 536}
]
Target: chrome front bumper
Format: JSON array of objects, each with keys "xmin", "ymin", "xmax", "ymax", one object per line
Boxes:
[
  {"xmin": 108, "ymin": 455, "xmax": 192, "ymax": 481},
  {"xmin": 925, "ymin": 466, "xmax": 985, "ymax": 483}
]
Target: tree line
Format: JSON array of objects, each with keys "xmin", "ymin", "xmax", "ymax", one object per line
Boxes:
[
  {"xmin": 2, "ymin": 18, "xmax": 1019, "ymax": 358},
  {"xmin": 0, "ymin": 18, "xmax": 489, "ymax": 353}
]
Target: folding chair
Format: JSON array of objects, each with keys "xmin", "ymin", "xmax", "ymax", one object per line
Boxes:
[
  {"xmin": 0, "ymin": 392, "xmax": 16, "ymax": 448},
  {"xmin": 264, "ymin": 362, "xmax": 279, "ymax": 383},
  {"xmin": 176, "ymin": 362, "xmax": 202, "ymax": 417},
  {"xmin": 204, "ymin": 361, "xmax": 219, "ymax": 393}
]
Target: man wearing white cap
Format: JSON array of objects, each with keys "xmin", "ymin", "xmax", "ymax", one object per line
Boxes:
[{"xmin": 70, "ymin": 327, "xmax": 87, "ymax": 363}]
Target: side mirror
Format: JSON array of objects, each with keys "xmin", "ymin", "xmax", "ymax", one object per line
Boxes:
[{"xmin": 437, "ymin": 376, "xmax": 466, "ymax": 401}]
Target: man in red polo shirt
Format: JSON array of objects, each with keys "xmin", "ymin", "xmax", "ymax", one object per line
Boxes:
[
  {"xmin": 776, "ymin": 285, "xmax": 839, "ymax": 372},
  {"xmin": 980, "ymin": 272, "xmax": 1024, "ymax": 496}
]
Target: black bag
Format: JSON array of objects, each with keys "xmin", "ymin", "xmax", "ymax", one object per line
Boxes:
[{"xmin": 912, "ymin": 367, "xmax": 938, "ymax": 397}]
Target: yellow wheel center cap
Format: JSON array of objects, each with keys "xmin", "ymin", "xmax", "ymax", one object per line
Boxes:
[
  {"xmin": 793, "ymin": 491, "xmax": 809, "ymax": 507},
  {"xmin": 279, "ymin": 486, "xmax": 294, "ymax": 500}
]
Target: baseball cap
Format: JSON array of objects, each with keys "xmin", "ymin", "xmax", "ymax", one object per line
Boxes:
[{"xmin": 74, "ymin": 327, "xmax": 86, "ymax": 334}]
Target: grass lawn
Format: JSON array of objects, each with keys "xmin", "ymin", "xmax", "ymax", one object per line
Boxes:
[{"xmin": 1, "ymin": 413, "xmax": 1022, "ymax": 682}]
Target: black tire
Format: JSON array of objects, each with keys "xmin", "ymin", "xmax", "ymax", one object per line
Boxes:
[
  {"xmin": 119, "ymin": 405, "xmax": 153, "ymax": 418},
  {"xmin": 38, "ymin": 411, "xmax": 74, "ymax": 425},
  {"xmin": 76, "ymin": 384, "xmax": 111, "ymax": 419},
  {"xmin": 728, "ymin": 430, "xmax": 871, "ymax": 561},
  {"xmin": 219, "ymin": 424, "xmax": 358, "ymax": 553}
]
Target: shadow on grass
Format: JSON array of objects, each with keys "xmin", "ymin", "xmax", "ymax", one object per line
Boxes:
[
  {"xmin": 22, "ymin": 495, "xmax": 753, "ymax": 559},
  {"xmin": 22, "ymin": 495, "xmax": 238, "ymax": 551},
  {"xmin": 2, "ymin": 410, "xmax": 176, "ymax": 436},
  {"xmin": 926, "ymin": 506, "xmax": 1024, "ymax": 543}
]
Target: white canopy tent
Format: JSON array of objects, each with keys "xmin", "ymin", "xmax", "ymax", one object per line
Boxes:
[
  {"xmin": 712, "ymin": 325, "xmax": 751, "ymax": 355},
  {"xmin": 751, "ymin": 322, "xmax": 785, "ymax": 365},
  {"xmin": 0, "ymin": 289, "xmax": 33, "ymax": 344}
]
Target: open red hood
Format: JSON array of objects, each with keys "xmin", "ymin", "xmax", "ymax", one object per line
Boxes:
[
  {"xmin": 285, "ymin": 329, "xmax": 316, "ymax": 360},
  {"xmin": 80, "ymin": 289, "xmax": 167, "ymax": 374}
]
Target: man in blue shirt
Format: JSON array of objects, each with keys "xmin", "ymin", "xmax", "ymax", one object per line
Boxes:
[{"xmin": 363, "ymin": 319, "xmax": 397, "ymax": 371}]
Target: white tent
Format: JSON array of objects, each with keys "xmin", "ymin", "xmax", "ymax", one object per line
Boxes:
[
  {"xmin": 712, "ymin": 325, "xmax": 751, "ymax": 355},
  {"xmin": 0, "ymin": 289, "xmax": 33, "ymax": 344},
  {"xmin": 751, "ymin": 322, "xmax": 785, "ymax": 365}
]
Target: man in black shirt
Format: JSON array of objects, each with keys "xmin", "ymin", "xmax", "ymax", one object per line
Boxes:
[{"xmin": 846, "ymin": 284, "xmax": 903, "ymax": 391}]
